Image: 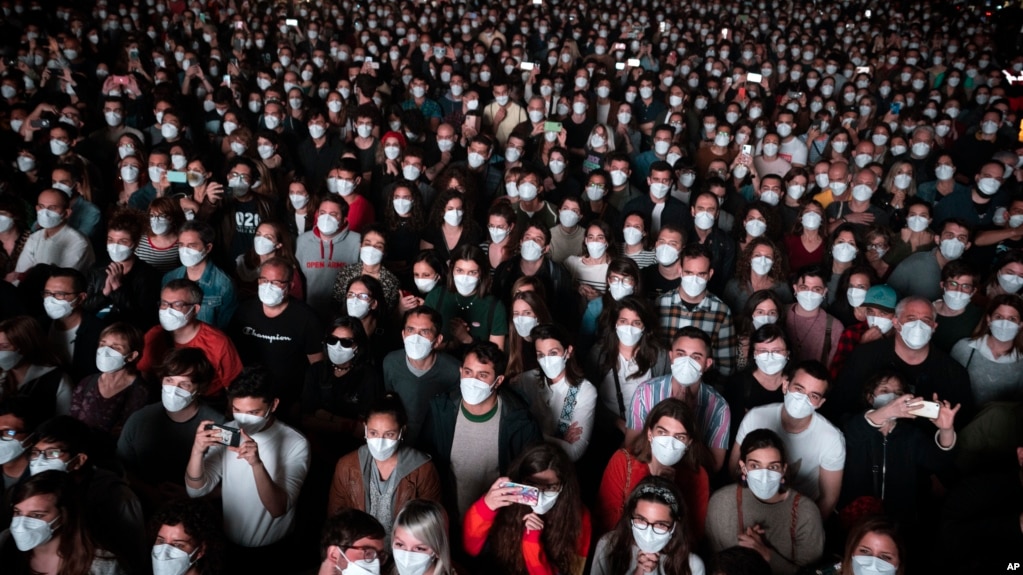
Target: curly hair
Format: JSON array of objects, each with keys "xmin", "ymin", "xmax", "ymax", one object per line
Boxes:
[
  {"xmin": 150, "ymin": 499, "xmax": 224, "ymax": 575},
  {"xmin": 384, "ymin": 179, "xmax": 426, "ymax": 232},
  {"xmin": 488, "ymin": 444, "xmax": 584, "ymax": 575},
  {"xmin": 733, "ymin": 236, "xmax": 789, "ymax": 289}
]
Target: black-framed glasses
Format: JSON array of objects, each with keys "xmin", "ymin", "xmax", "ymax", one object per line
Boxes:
[
  {"xmin": 631, "ymin": 516, "xmax": 674, "ymax": 535},
  {"xmin": 325, "ymin": 336, "xmax": 356, "ymax": 348},
  {"xmin": 29, "ymin": 448, "xmax": 67, "ymax": 461},
  {"xmin": 344, "ymin": 545, "xmax": 385, "ymax": 562}
]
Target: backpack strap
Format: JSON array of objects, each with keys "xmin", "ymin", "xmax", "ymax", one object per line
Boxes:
[
  {"xmin": 611, "ymin": 359, "xmax": 627, "ymax": 420},
  {"xmin": 790, "ymin": 492, "xmax": 801, "ymax": 561},
  {"xmin": 820, "ymin": 314, "xmax": 834, "ymax": 364},
  {"xmin": 736, "ymin": 485, "xmax": 746, "ymax": 536}
]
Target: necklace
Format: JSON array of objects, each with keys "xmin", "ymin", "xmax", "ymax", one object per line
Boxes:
[
  {"xmin": 333, "ymin": 363, "xmax": 353, "ymax": 377},
  {"xmin": 456, "ymin": 294, "xmax": 475, "ymax": 313}
]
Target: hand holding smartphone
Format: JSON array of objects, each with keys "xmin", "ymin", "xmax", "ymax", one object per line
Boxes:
[{"xmin": 500, "ymin": 482, "xmax": 540, "ymax": 506}]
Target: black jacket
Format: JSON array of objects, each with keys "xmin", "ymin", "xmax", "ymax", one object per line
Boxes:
[{"xmin": 83, "ymin": 257, "xmax": 162, "ymax": 332}]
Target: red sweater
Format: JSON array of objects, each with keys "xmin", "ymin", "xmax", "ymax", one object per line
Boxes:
[
  {"xmin": 345, "ymin": 195, "xmax": 375, "ymax": 235},
  {"xmin": 596, "ymin": 448, "xmax": 710, "ymax": 543},
  {"xmin": 463, "ymin": 497, "xmax": 592, "ymax": 575}
]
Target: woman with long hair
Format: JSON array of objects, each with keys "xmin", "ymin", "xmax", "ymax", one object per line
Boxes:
[
  {"xmin": 580, "ymin": 257, "xmax": 642, "ymax": 349},
  {"xmin": 706, "ymin": 429, "xmax": 824, "ymax": 574},
  {"xmin": 0, "ymin": 196, "xmax": 32, "ymax": 282},
  {"xmin": 464, "ymin": 443, "xmax": 591, "ymax": 575},
  {"xmin": 564, "ymin": 220, "xmax": 617, "ymax": 301},
  {"xmin": 390, "ymin": 499, "xmax": 455, "ymax": 575},
  {"xmin": 591, "ymin": 475, "xmax": 704, "ymax": 575},
  {"xmin": 332, "ymin": 224, "xmax": 403, "ymax": 312},
  {"xmin": 724, "ymin": 324, "xmax": 791, "ymax": 437},
  {"xmin": 723, "ymin": 237, "xmax": 793, "ymax": 314},
  {"xmin": 341, "ymin": 274, "xmax": 401, "ymax": 365},
  {"xmin": 399, "ymin": 251, "xmax": 448, "ymax": 314},
  {"xmin": 950, "ymin": 294, "xmax": 1023, "ymax": 406},
  {"xmin": 506, "ymin": 291, "xmax": 554, "ymax": 380},
  {"xmin": 150, "ymin": 499, "xmax": 224, "ymax": 575},
  {"xmin": 0, "ymin": 316, "xmax": 72, "ymax": 420},
  {"xmin": 511, "ymin": 324, "xmax": 597, "ymax": 462},
  {"xmin": 839, "ymin": 516, "xmax": 907, "ymax": 575},
  {"xmin": 235, "ymin": 221, "xmax": 303, "ymax": 300},
  {"xmin": 597, "ymin": 398, "xmax": 710, "ymax": 542},
  {"xmin": 384, "ymin": 180, "xmax": 427, "ymax": 279},
  {"xmin": 328, "ymin": 393, "xmax": 442, "ymax": 532},
  {"xmin": 0, "ymin": 471, "xmax": 125, "ymax": 574},
  {"xmin": 784, "ymin": 201, "xmax": 827, "ymax": 271},
  {"xmin": 733, "ymin": 290, "xmax": 787, "ymax": 373},
  {"xmin": 420, "ymin": 189, "xmax": 482, "ymax": 264},
  {"xmin": 424, "ymin": 244, "xmax": 508, "ymax": 352},
  {"xmin": 483, "ymin": 201, "xmax": 519, "ymax": 273}
]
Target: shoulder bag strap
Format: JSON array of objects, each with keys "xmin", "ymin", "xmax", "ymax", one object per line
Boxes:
[
  {"xmin": 965, "ymin": 347, "xmax": 976, "ymax": 369},
  {"xmin": 790, "ymin": 492, "xmax": 801, "ymax": 560},
  {"xmin": 611, "ymin": 360, "xmax": 627, "ymax": 420},
  {"xmin": 736, "ymin": 485, "xmax": 746, "ymax": 536}
]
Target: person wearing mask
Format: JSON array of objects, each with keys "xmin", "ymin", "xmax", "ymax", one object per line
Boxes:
[
  {"xmin": 390, "ymin": 499, "xmax": 456, "ymax": 575},
  {"xmin": 162, "ymin": 221, "xmax": 238, "ymax": 329},
  {"xmin": 327, "ymin": 393, "xmax": 442, "ymax": 533},
  {"xmin": 950, "ymin": 294, "xmax": 1023, "ymax": 406},
  {"xmin": 826, "ymin": 169, "xmax": 890, "ymax": 233},
  {"xmin": 632, "ymin": 125, "xmax": 674, "ymax": 182},
  {"xmin": 137, "ymin": 279, "xmax": 243, "ymax": 400},
  {"xmin": 83, "ymin": 211, "xmax": 162, "ymax": 331},
  {"xmin": 12, "ymin": 189, "xmax": 95, "ymax": 284},
  {"xmin": 622, "ymin": 161, "xmax": 691, "ymax": 235},
  {"xmin": 383, "ymin": 306, "xmax": 460, "ymax": 447},
  {"xmin": 295, "ymin": 196, "xmax": 362, "ymax": 315},
  {"xmin": 828, "ymin": 285, "xmax": 898, "ymax": 379},
  {"xmin": 419, "ymin": 341, "xmax": 542, "ymax": 520},
  {"xmin": 38, "ymin": 267, "xmax": 105, "ymax": 382},
  {"xmin": 150, "ymin": 499, "xmax": 225, "ymax": 575},
  {"xmin": 205, "ymin": 156, "xmax": 277, "ymax": 264},
  {"xmin": 67, "ymin": 322, "xmax": 147, "ymax": 438},
  {"xmin": 604, "ymin": 153, "xmax": 643, "ymax": 211},
  {"xmin": 641, "ymin": 224, "xmax": 686, "ymax": 300},
  {"xmin": 888, "ymin": 218, "xmax": 973, "ymax": 302},
  {"xmin": 656, "ymin": 244, "xmax": 737, "ymax": 378},
  {"xmin": 0, "ymin": 471, "xmax": 127, "ymax": 574},
  {"xmin": 784, "ymin": 264, "xmax": 844, "ymax": 365},
  {"xmin": 933, "ymin": 160, "xmax": 1008, "ymax": 229},
  {"xmin": 464, "ymin": 443, "xmax": 591, "ymax": 575},
  {"xmin": 837, "ymin": 517, "xmax": 907, "ymax": 575},
  {"xmin": 811, "ymin": 161, "xmax": 851, "ymax": 210},
  {"xmin": 186, "ymin": 367, "xmax": 310, "ymax": 568},
  {"xmin": 591, "ymin": 476, "xmax": 706, "ymax": 575},
  {"xmin": 296, "ymin": 108, "xmax": 344, "ymax": 194},
  {"xmin": 25, "ymin": 416, "xmax": 146, "ymax": 572},
  {"xmin": 231, "ymin": 258, "xmax": 324, "ymax": 412},
  {"xmin": 327, "ymin": 158, "xmax": 377, "ymax": 235},
  {"xmin": 483, "ymin": 79, "xmax": 528, "ymax": 147},
  {"xmin": 0, "ymin": 315, "xmax": 74, "ymax": 419},
  {"xmin": 49, "ymin": 164, "xmax": 102, "ymax": 242},
  {"xmin": 314, "ymin": 508, "xmax": 388, "ymax": 575},
  {"xmin": 706, "ymin": 429, "xmax": 825, "ymax": 574},
  {"xmin": 0, "ymin": 397, "xmax": 36, "ymax": 499},
  {"xmin": 728, "ymin": 360, "xmax": 846, "ymax": 519},
  {"xmin": 687, "ymin": 190, "xmax": 737, "ymax": 295}
]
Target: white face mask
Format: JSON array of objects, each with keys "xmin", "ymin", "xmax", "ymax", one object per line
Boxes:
[
  {"xmin": 998, "ymin": 273, "xmax": 1023, "ymax": 293},
  {"xmin": 392, "ymin": 548, "xmax": 434, "ymax": 575},
  {"xmin": 989, "ymin": 319, "xmax": 1020, "ymax": 342},
  {"xmin": 866, "ymin": 315, "xmax": 894, "ymax": 334},
  {"xmin": 850, "ymin": 555, "xmax": 898, "ymax": 575},
  {"xmin": 744, "ymin": 219, "xmax": 767, "ymax": 238},
  {"xmin": 460, "ymin": 377, "xmax": 494, "ymax": 405},
  {"xmin": 161, "ymin": 384, "xmax": 195, "ymax": 412},
  {"xmin": 783, "ymin": 391, "xmax": 816, "ymax": 419},
  {"xmin": 752, "ymin": 315, "xmax": 778, "ymax": 330},
  {"xmin": 801, "ymin": 212, "xmax": 823, "ymax": 231},
  {"xmin": 745, "ymin": 468, "xmax": 783, "ymax": 500},
  {"xmin": 654, "ymin": 245, "xmax": 679, "ymax": 266},
  {"xmin": 152, "ymin": 543, "xmax": 198, "ymax": 575},
  {"xmin": 754, "ymin": 352, "xmax": 787, "ymax": 375},
  {"xmin": 832, "ymin": 243, "xmax": 858, "ymax": 263},
  {"xmin": 650, "ymin": 434, "xmax": 687, "ymax": 466},
  {"xmin": 453, "ymin": 273, "xmax": 479, "ymax": 296},
  {"xmin": 360, "ymin": 246, "xmax": 384, "ymax": 266},
  {"xmin": 906, "ymin": 215, "xmax": 930, "ymax": 233},
  {"xmin": 898, "ymin": 319, "xmax": 933, "ymax": 350},
  {"xmin": 347, "ymin": 297, "xmax": 372, "ymax": 319},
  {"xmin": 179, "ymin": 246, "xmax": 206, "ymax": 267},
  {"xmin": 317, "ymin": 214, "xmax": 341, "ymax": 235},
  {"xmin": 10, "ymin": 515, "xmax": 57, "ymax": 551},
  {"xmin": 680, "ymin": 275, "xmax": 708, "ymax": 298},
  {"xmin": 159, "ymin": 307, "xmax": 192, "ymax": 332},
  {"xmin": 513, "ymin": 315, "xmax": 538, "ymax": 339},
  {"xmin": 632, "ymin": 522, "xmax": 674, "ymax": 553},
  {"xmin": 521, "ymin": 240, "xmax": 544, "ymax": 262},
  {"xmin": 670, "ymin": 355, "xmax": 702, "ymax": 385},
  {"xmin": 847, "ymin": 287, "xmax": 867, "ymax": 308},
  {"xmin": 96, "ymin": 346, "xmax": 126, "ymax": 373},
  {"xmin": 443, "ymin": 209, "xmax": 464, "ymax": 227},
  {"xmin": 233, "ymin": 411, "xmax": 270, "ymax": 436},
  {"xmin": 538, "ymin": 354, "xmax": 567, "ymax": 380},
  {"xmin": 366, "ymin": 433, "xmax": 401, "ymax": 461},
  {"xmin": 414, "ymin": 277, "xmax": 439, "ymax": 294},
  {"xmin": 36, "ymin": 209, "xmax": 64, "ymax": 229},
  {"xmin": 796, "ymin": 290, "xmax": 825, "ymax": 312},
  {"xmin": 0, "ymin": 350, "xmax": 23, "ymax": 371},
  {"xmin": 939, "ymin": 238, "xmax": 965, "ymax": 261},
  {"xmin": 0, "ymin": 435, "xmax": 25, "ymax": 465},
  {"xmin": 43, "ymin": 296, "xmax": 75, "ymax": 320}
]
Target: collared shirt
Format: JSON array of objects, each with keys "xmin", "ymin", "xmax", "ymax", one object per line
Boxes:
[
  {"xmin": 656, "ymin": 290, "xmax": 736, "ymax": 376},
  {"xmin": 626, "ymin": 374, "xmax": 731, "ymax": 450}
]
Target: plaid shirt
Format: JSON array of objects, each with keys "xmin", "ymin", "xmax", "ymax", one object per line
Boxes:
[
  {"xmin": 656, "ymin": 289, "xmax": 736, "ymax": 376},
  {"xmin": 829, "ymin": 321, "xmax": 870, "ymax": 380},
  {"xmin": 626, "ymin": 375, "xmax": 731, "ymax": 450}
]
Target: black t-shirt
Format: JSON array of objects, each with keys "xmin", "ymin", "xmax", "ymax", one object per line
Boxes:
[
  {"xmin": 231, "ymin": 298, "xmax": 324, "ymax": 404},
  {"xmin": 642, "ymin": 266, "xmax": 681, "ymax": 301},
  {"xmin": 229, "ymin": 199, "xmax": 261, "ymax": 261}
]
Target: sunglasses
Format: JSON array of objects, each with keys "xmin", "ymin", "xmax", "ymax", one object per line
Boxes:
[{"xmin": 325, "ymin": 336, "xmax": 356, "ymax": 348}]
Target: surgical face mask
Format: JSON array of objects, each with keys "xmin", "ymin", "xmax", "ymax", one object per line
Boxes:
[
  {"xmin": 92, "ymin": 344, "xmax": 128, "ymax": 373},
  {"xmin": 650, "ymin": 182, "xmax": 671, "ymax": 200},
  {"xmin": 467, "ymin": 152, "xmax": 486, "ymax": 169},
  {"xmin": 796, "ymin": 290, "xmax": 824, "ymax": 312},
  {"xmin": 50, "ymin": 139, "xmax": 70, "ymax": 156},
  {"xmin": 521, "ymin": 240, "xmax": 544, "ymax": 262},
  {"xmin": 453, "ymin": 273, "xmax": 479, "ymax": 296},
  {"xmin": 159, "ymin": 306, "xmax": 192, "ymax": 332},
  {"xmin": 366, "ymin": 434, "xmax": 401, "ymax": 461},
  {"xmin": 654, "ymin": 245, "xmax": 679, "ymax": 266},
  {"xmin": 0, "ymin": 434, "xmax": 25, "ymax": 465},
  {"xmin": 990, "ymin": 318, "xmax": 1021, "ymax": 342},
  {"xmin": 43, "ymin": 295, "xmax": 76, "ymax": 320},
  {"xmin": 754, "ymin": 350, "xmax": 787, "ymax": 375},
  {"xmin": 832, "ymin": 141, "xmax": 849, "ymax": 153},
  {"xmin": 746, "ymin": 468, "xmax": 783, "ymax": 500},
  {"xmin": 9, "ymin": 515, "xmax": 57, "ymax": 551},
  {"xmin": 179, "ymin": 246, "xmax": 206, "ymax": 267},
  {"xmin": 346, "ymin": 294, "xmax": 373, "ymax": 318},
  {"xmin": 161, "ymin": 123, "xmax": 179, "ymax": 140},
  {"xmin": 872, "ymin": 392, "xmax": 897, "ymax": 409},
  {"xmin": 942, "ymin": 289, "xmax": 971, "ymax": 311},
  {"xmin": 939, "ymin": 238, "xmax": 965, "ymax": 261},
  {"xmin": 750, "ymin": 254, "xmax": 774, "ymax": 276},
  {"xmin": 847, "ymin": 287, "xmax": 868, "ymax": 307},
  {"xmin": 653, "ymin": 140, "xmax": 671, "ymax": 156},
  {"xmin": 977, "ymin": 177, "xmax": 1001, "ymax": 196},
  {"xmin": 317, "ymin": 214, "xmax": 340, "ymax": 235},
  {"xmin": 232, "ymin": 411, "xmax": 269, "ymax": 436},
  {"xmin": 325, "ymin": 339, "xmax": 357, "ymax": 366},
  {"xmin": 151, "ymin": 543, "xmax": 198, "ymax": 575},
  {"xmin": 161, "ymin": 384, "xmax": 195, "ymax": 412},
  {"xmin": 670, "ymin": 355, "xmax": 702, "ymax": 385},
  {"xmin": 0, "ymin": 349, "xmax": 22, "ymax": 371},
  {"xmin": 531, "ymin": 490, "xmax": 560, "ymax": 515},
  {"xmin": 899, "ymin": 319, "xmax": 933, "ymax": 350},
  {"xmin": 258, "ymin": 281, "xmax": 286, "ymax": 307},
  {"xmin": 998, "ymin": 273, "xmax": 1023, "ymax": 293},
  {"xmin": 745, "ymin": 218, "xmax": 768, "ymax": 238},
  {"xmin": 460, "ymin": 377, "xmax": 494, "ymax": 405},
  {"xmin": 632, "ymin": 522, "xmax": 673, "ymax": 553},
  {"xmin": 538, "ymin": 354, "xmax": 567, "ymax": 380},
  {"xmin": 650, "ymin": 434, "xmax": 687, "ymax": 466},
  {"xmin": 815, "ymin": 174, "xmax": 830, "ymax": 188},
  {"xmin": 16, "ymin": 155, "xmax": 35, "ymax": 172},
  {"xmin": 783, "ymin": 391, "xmax": 815, "ymax": 419},
  {"xmin": 832, "ymin": 242, "xmax": 857, "ymax": 263},
  {"xmin": 850, "ymin": 555, "xmax": 898, "ymax": 575},
  {"xmin": 443, "ymin": 209, "xmax": 464, "ymax": 227},
  {"xmin": 512, "ymin": 315, "xmax": 539, "ymax": 339},
  {"xmin": 36, "ymin": 209, "xmax": 64, "ymax": 229}
]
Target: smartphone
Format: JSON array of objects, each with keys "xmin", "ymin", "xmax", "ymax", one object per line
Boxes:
[
  {"xmin": 167, "ymin": 171, "xmax": 188, "ymax": 184},
  {"xmin": 544, "ymin": 121, "xmax": 562, "ymax": 132},
  {"xmin": 612, "ymin": 42, "xmax": 626, "ymax": 51},
  {"xmin": 223, "ymin": 74, "xmax": 231, "ymax": 87},
  {"xmin": 234, "ymin": 21, "xmax": 244, "ymax": 30},
  {"xmin": 627, "ymin": 58, "xmax": 641, "ymax": 67},
  {"xmin": 285, "ymin": 18, "xmax": 298, "ymax": 26},
  {"xmin": 908, "ymin": 401, "xmax": 940, "ymax": 419},
  {"xmin": 659, "ymin": 22, "xmax": 669, "ymax": 33},
  {"xmin": 369, "ymin": 61, "xmax": 380, "ymax": 69},
  {"xmin": 532, "ymin": 0, "xmax": 542, "ymax": 4},
  {"xmin": 30, "ymin": 119, "xmax": 51, "ymax": 128},
  {"xmin": 721, "ymin": 28, "xmax": 729, "ymax": 40},
  {"xmin": 864, "ymin": 9, "xmax": 872, "ymax": 17},
  {"xmin": 205, "ymin": 423, "xmax": 242, "ymax": 447},
  {"xmin": 890, "ymin": 102, "xmax": 902, "ymax": 115},
  {"xmin": 856, "ymin": 66, "xmax": 871, "ymax": 74},
  {"xmin": 500, "ymin": 482, "xmax": 540, "ymax": 506},
  {"xmin": 520, "ymin": 62, "xmax": 534, "ymax": 71},
  {"xmin": 199, "ymin": 13, "xmax": 207, "ymax": 23},
  {"xmin": 615, "ymin": 62, "xmax": 626, "ymax": 70},
  {"xmin": 129, "ymin": 49, "xmax": 139, "ymax": 61},
  {"xmin": 742, "ymin": 144, "xmax": 753, "ymax": 156},
  {"xmin": 747, "ymin": 72, "xmax": 762, "ymax": 83}
]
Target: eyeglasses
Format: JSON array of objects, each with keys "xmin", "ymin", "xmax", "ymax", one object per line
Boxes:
[
  {"xmin": 41, "ymin": 290, "xmax": 77, "ymax": 300},
  {"xmin": 29, "ymin": 448, "xmax": 68, "ymax": 461},
  {"xmin": 257, "ymin": 278, "xmax": 288, "ymax": 289},
  {"xmin": 347, "ymin": 292, "xmax": 373, "ymax": 302},
  {"xmin": 944, "ymin": 280, "xmax": 975, "ymax": 294},
  {"xmin": 344, "ymin": 546, "xmax": 385, "ymax": 562},
  {"xmin": 325, "ymin": 336, "xmax": 356, "ymax": 347},
  {"xmin": 631, "ymin": 516, "xmax": 674, "ymax": 535},
  {"xmin": 1, "ymin": 429, "xmax": 20, "ymax": 441},
  {"xmin": 159, "ymin": 300, "xmax": 197, "ymax": 312}
]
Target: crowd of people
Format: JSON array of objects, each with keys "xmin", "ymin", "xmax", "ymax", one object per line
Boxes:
[{"xmin": 0, "ymin": 0, "xmax": 1022, "ymax": 573}]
